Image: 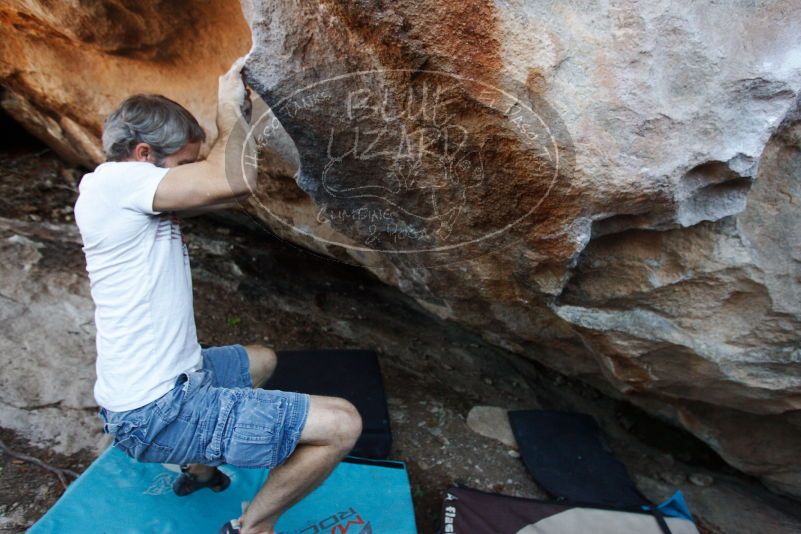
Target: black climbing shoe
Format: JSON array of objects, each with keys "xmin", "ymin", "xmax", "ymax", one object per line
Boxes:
[
  {"xmin": 220, "ymin": 501, "xmax": 250, "ymax": 533},
  {"xmin": 219, "ymin": 517, "xmax": 242, "ymax": 533},
  {"xmin": 172, "ymin": 464, "xmax": 230, "ymax": 497}
]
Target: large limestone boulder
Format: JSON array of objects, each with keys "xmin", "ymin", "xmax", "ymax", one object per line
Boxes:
[
  {"xmin": 1, "ymin": 0, "xmax": 800, "ymax": 496},
  {"xmin": 240, "ymin": 0, "xmax": 801, "ymax": 497}
]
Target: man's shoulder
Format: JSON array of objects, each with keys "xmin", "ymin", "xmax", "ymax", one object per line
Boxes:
[
  {"xmin": 76, "ymin": 162, "xmax": 167, "ymax": 225},
  {"xmin": 81, "ymin": 161, "xmax": 145, "ymax": 189},
  {"xmin": 87, "ymin": 161, "xmax": 162, "ymax": 179},
  {"xmin": 79, "ymin": 161, "xmax": 167, "ymax": 202}
]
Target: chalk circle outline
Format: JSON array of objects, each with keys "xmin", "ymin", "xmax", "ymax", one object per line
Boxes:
[{"xmin": 234, "ymin": 68, "xmax": 568, "ymax": 257}]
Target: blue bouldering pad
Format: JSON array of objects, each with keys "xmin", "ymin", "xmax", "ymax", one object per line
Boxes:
[{"xmin": 30, "ymin": 446, "xmax": 417, "ymax": 533}]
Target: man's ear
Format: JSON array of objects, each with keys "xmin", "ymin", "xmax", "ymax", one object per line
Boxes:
[{"xmin": 132, "ymin": 142, "xmax": 155, "ymax": 162}]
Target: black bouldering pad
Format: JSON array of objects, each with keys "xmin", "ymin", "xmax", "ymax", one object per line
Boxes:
[{"xmin": 508, "ymin": 410, "xmax": 649, "ymax": 508}]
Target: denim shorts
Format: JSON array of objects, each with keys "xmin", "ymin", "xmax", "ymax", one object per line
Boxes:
[{"xmin": 97, "ymin": 344, "xmax": 310, "ymax": 469}]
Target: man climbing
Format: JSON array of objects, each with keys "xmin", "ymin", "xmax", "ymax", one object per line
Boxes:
[{"xmin": 74, "ymin": 57, "xmax": 363, "ymax": 534}]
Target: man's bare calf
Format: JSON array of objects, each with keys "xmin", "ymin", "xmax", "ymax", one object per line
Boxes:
[
  {"xmin": 244, "ymin": 344, "xmax": 278, "ymax": 388},
  {"xmin": 240, "ymin": 395, "xmax": 362, "ymax": 534}
]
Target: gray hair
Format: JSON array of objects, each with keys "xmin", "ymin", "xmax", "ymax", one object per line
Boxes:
[{"xmin": 101, "ymin": 94, "xmax": 206, "ymax": 163}]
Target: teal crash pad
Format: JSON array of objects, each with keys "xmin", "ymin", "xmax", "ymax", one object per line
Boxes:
[{"xmin": 30, "ymin": 446, "xmax": 417, "ymax": 533}]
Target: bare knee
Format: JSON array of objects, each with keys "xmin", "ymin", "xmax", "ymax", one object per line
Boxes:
[
  {"xmin": 299, "ymin": 396, "xmax": 362, "ymax": 452},
  {"xmin": 331, "ymin": 399, "xmax": 362, "ymax": 453},
  {"xmin": 244, "ymin": 344, "xmax": 277, "ymax": 387}
]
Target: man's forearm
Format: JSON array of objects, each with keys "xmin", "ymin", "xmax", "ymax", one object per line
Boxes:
[{"xmin": 205, "ymin": 109, "xmax": 258, "ymax": 196}]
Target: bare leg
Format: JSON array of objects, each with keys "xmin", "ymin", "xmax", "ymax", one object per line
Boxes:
[
  {"xmin": 239, "ymin": 395, "xmax": 362, "ymax": 534},
  {"xmin": 185, "ymin": 344, "xmax": 278, "ymax": 478},
  {"xmin": 243, "ymin": 344, "xmax": 278, "ymax": 388}
]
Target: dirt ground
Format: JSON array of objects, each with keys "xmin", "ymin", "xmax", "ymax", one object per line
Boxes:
[{"xmin": 1, "ymin": 121, "xmax": 801, "ymax": 533}]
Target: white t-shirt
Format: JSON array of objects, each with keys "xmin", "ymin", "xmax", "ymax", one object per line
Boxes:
[{"xmin": 74, "ymin": 161, "xmax": 202, "ymax": 412}]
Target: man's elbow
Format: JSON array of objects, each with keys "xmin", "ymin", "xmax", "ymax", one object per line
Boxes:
[
  {"xmin": 228, "ymin": 170, "xmax": 257, "ymax": 198},
  {"xmin": 231, "ymin": 189, "xmax": 252, "ymax": 201},
  {"xmin": 229, "ymin": 179, "xmax": 256, "ymax": 200},
  {"xmin": 214, "ymin": 148, "xmax": 255, "ymax": 196}
]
